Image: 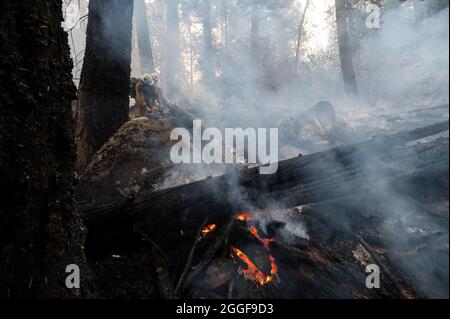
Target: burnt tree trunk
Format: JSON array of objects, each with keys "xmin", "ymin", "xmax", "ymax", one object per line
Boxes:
[
  {"xmin": 201, "ymin": 0, "xmax": 215, "ymax": 85},
  {"xmin": 335, "ymin": 0, "xmax": 359, "ymax": 97},
  {"xmin": 0, "ymin": 1, "xmax": 92, "ymax": 298},
  {"xmin": 165, "ymin": 0, "xmax": 180, "ymax": 99},
  {"xmin": 75, "ymin": 0, "xmax": 134, "ymax": 171},
  {"xmin": 135, "ymin": 0, "xmax": 155, "ymax": 74}
]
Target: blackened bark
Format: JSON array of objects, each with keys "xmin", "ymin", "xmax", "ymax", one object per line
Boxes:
[
  {"xmin": 75, "ymin": 0, "xmax": 134, "ymax": 171},
  {"xmin": 135, "ymin": 0, "xmax": 155, "ymax": 74},
  {"xmin": 201, "ymin": 0, "xmax": 215, "ymax": 85},
  {"xmin": 335, "ymin": 0, "xmax": 359, "ymax": 97},
  {"xmin": 0, "ymin": 1, "xmax": 92, "ymax": 298},
  {"xmin": 165, "ymin": 0, "xmax": 180, "ymax": 99}
]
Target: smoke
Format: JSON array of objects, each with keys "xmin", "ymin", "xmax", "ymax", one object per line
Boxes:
[
  {"xmin": 64, "ymin": 0, "xmax": 449, "ymax": 118},
  {"xmin": 64, "ymin": 0, "xmax": 449, "ymax": 298},
  {"xmin": 158, "ymin": 0, "xmax": 449, "ymax": 298},
  {"xmin": 178, "ymin": 0, "xmax": 449, "ymax": 132},
  {"xmin": 356, "ymin": 3, "xmax": 449, "ymax": 109}
]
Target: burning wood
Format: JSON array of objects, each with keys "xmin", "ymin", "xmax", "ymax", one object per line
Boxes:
[
  {"xmin": 201, "ymin": 224, "xmax": 217, "ymax": 239},
  {"xmin": 235, "ymin": 212, "xmax": 253, "ymax": 222},
  {"xmin": 249, "ymin": 226, "xmax": 274, "ymax": 250},
  {"xmin": 231, "ymin": 247, "xmax": 278, "ymax": 287},
  {"xmin": 229, "ymin": 211, "xmax": 279, "ymax": 287}
]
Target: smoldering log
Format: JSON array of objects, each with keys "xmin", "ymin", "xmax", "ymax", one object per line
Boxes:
[
  {"xmin": 229, "ymin": 224, "xmax": 273, "ymax": 275},
  {"xmin": 82, "ymin": 121, "xmax": 449, "ymax": 247}
]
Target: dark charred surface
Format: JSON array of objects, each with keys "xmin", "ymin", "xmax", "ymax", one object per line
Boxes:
[
  {"xmin": 79, "ymin": 124, "xmax": 448, "ymax": 299},
  {"xmin": 90, "ymin": 247, "xmax": 158, "ymax": 299},
  {"xmin": 81, "ymin": 125, "xmax": 449, "ymax": 251},
  {"xmin": 0, "ymin": 0, "xmax": 93, "ymax": 298}
]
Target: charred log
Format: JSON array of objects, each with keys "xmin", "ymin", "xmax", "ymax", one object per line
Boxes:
[{"xmin": 82, "ymin": 121, "xmax": 449, "ymax": 250}]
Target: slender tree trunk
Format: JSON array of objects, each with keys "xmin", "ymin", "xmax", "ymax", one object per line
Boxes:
[
  {"xmin": 75, "ymin": 0, "xmax": 134, "ymax": 172},
  {"xmin": 250, "ymin": 5, "xmax": 260, "ymax": 68},
  {"xmin": 0, "ymin": 0, "xmax": 92, "ymax": 298},
  {"xmin": 222, "ymin": 1, "xmax": 229, "ymax": 52},
  {"xmin": 335, "ymin": 0, "xmax": 359, "ymax": 97},
  {"xmin": 165, "ymin": 0, "xmax": 180, "ymax": 99},
  {"xmin": 189, "ymin": 19, "xmax": 195, "ymax": 88},
  {"xmin": 201, "ymin": 0, "xmax": 215, "ymax": 85},
  {"xmin": 295, "ymin": 0, "xmax": 311, "ymax": 70},
  {"xmin": 135, "ymin": 0, "xmax": 155, "ymax": 74}
]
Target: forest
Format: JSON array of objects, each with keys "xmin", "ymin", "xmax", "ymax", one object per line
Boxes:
[{"xmin": 0, "ymin": 0, "xmax": 448, "ymax": 300}]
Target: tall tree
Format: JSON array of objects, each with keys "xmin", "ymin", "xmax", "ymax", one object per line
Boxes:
[
  {"xmin": 201, "ymin": 0, "xmax": 216, "ymax": 84},
  {"xmin": 222, "ymin": 1, "xmax": 230, "ymax": 52},
  {"xmin": 165, "ymin": 0, "xmax": 181, "ymax": 98},
  {"xmin": 250, "ymin": 3, "xmax": 261, "ymax": 68},
  {"xmin": 75, "ymin": 0, "xmax": 134, "ymax": 171},
  {"xmin": 295, "ymin": 0, "xmax": 312, "ymax": 70},
  {"xmin": 188, "ymin": 17, "xmax": 195, "ymax": 88},
  {"xmin": 335, "ymin": 0, "xmax": 359, "ymax": 97},
  {"xmin": 0, "ymin": 0, "xmax": 91, "ymax": 298},
  {"xmin": 135, "ymin": 0, "xmax": 155, "ymax": 74}
]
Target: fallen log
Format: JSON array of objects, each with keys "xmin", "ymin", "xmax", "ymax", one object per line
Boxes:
[{"xmin": 83, "ymin": 122, "xmax": 449, "ymax": 249}]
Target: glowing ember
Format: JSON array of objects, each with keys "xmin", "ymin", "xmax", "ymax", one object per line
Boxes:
[
  {"xmin": 248, "ymin": 226, "xmax": 274, "ymax": 249},
  {"xmin": 235, "ymin": 212, "xmax": 252, "ymax": 222},
  {"xmin": 232, "ymin": 211, "xmax": 279, "ymax": 286},
  {"xmin": 231, "ymin": 246, "xmax": 277, "ymax": 286},
  {"xmin": 201, "ymin": 224, "xmax": 217, "ymax": 239}
]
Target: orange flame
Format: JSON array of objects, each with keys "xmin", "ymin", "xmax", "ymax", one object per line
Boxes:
[
  {"xmin": 232, "ymin": 211, "xmax": 279, "ymax": 286},
  {"xmin": 235, "ymin": 212, "xmax": 252, "ymax": 222},
  {"xmin": 248, "ymin": 226, "xmax": 274, "ymax": 250},
  {"xmin": 231, "ymin": 246, "xmax": 277, "ymax": 286},
  {"xmin": 200, "ymin": 224, "xmax": 217, "ymax": 239}
]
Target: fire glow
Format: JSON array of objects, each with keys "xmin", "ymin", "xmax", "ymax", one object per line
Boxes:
[
  {"xmin": 249, "ymin": 226, "xmax": 274, "ymax": 250},
  {"xmin": 200, "ymin": 224, "xmax": 217, "ymax": 239},
  {"xmin": 231, "ymin": 212, "xmax": 278, "ymax": 287},
  {"xmin": 235, "ymin": 212, "xmax": 252, "ymax": 222}
]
